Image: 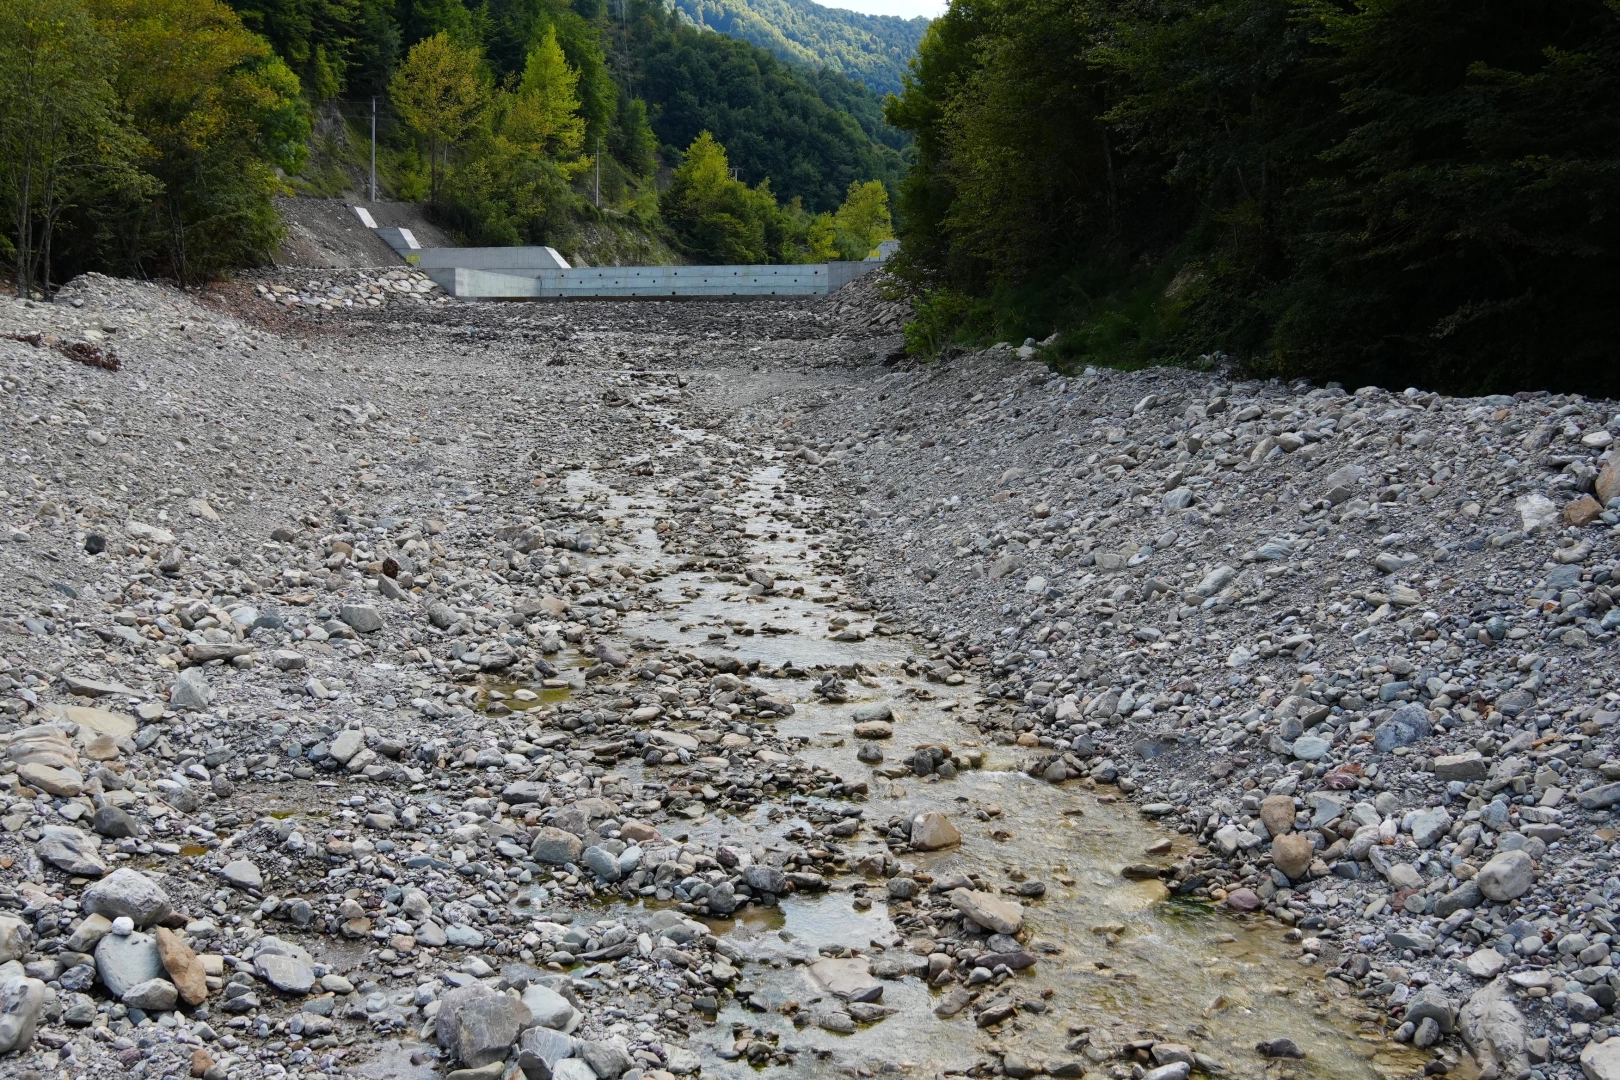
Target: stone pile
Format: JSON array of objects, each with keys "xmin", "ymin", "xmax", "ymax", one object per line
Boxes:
[
  {"xmin": 249, "ymin": 269, "xmax": 449, "ymax": 313},
  {"xmin": 4, "ymin": 263, "xmax": 1618, "ymax": 1080},
  {"xmin": 784, "ymin": 344, "xmax": 1620, "ymax": 1079}
]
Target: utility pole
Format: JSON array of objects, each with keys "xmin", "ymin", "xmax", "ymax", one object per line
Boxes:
[
  {"xmin": 369, "ymin": 97, "xmax": 377, "ymax": 202},
  {"xmin": 595, "ymin": 137, "xmax": 601, "ymax": 208}
]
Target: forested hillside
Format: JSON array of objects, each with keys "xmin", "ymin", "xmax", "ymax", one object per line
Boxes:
[
  {"xmin": 672, "ymin": 0, "xmax": 928, "ymax": 96},
  {"xmin": 0, "ymin": 0, "xmax": 906, "ymax": 290},
  {"xmin": 888, "ymin": 0, "xmax": 1620, "ymax": 396}
]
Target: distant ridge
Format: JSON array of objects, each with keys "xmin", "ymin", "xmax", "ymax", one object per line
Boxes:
[{"xmin": 671, "ymin": 0, "xmax": 928, "ymax": 97}]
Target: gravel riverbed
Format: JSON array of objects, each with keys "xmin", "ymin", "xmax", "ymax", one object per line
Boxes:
[{"xmin": 0, "ymin": 271, "xmax": 1616, "ymax": 1080}]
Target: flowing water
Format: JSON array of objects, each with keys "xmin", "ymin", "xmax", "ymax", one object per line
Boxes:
[{"xmin": 504, "ymin": 413, "xmax": 1436, "ymax": 1080}]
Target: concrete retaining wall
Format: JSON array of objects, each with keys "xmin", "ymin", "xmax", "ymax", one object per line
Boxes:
[{"xmin": 431, "ymin": 259, "xmax": 882, "ymax": 299}]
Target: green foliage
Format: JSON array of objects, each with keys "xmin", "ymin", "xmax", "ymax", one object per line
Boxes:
[
  {"xmin": 671, "ymin": 0, "xmax": 928, "ymax": 97},
  {"xmin": 2, "ymin": 0, "xmax": 911, "ymax": 286},
  {"xmin": 0, "ymin": 0, "xmax": 151, "ymax": 296},
  {"xmin": 507, "ymin": 28, "xmax": 585, "ymax": 158},
  {"xmin": 0, "ymin": 0, "xmax": 310, "ymax": 287},
  {"xmin": 660, "ymin": 131, "xmax": 782, "ymax": 262},
  {"xmin": 224, "ymin": 0, "xmax": 400, "ymax": 99},
  {"xmin": 390, "ymin": 31, "xmax": 490, "ymax": 200},
  {"xmin": 889, "ymin": 0, "xmax": 1620, "ymax": 395},
  {"xmin": 630, "ymin": 0, "xmax": 905, "ymax": 213},
  {"xmin": 902, "ymin": 288, "xmax": 980, "ymax": 358},
  {"xmin": 610, "ymin": 95, "xmax": 656, "ymax": 177},
  {"xmin": 831, "ymin": 178, "xmax": 892, "ymax": 258}
]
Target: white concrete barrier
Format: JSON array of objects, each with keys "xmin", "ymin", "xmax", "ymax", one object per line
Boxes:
[{"xmin": 428, "ymin": 259, "xmax": 883, "ymax": 299}]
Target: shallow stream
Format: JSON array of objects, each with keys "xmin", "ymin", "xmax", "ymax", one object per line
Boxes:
[{"xmin": 546, "ymin": 434, "xmax": 1435, "ymax": 1080}]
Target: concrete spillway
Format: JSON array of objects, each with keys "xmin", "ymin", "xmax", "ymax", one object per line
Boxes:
[{"xmin": 363, "ymin": 208, "xmax": 889, "ymax": 299}]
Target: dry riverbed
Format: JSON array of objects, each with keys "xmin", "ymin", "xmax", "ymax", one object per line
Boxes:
[{"xmin": 0, "ymin": 272, "xmax": 1615, "ymax": 1080}]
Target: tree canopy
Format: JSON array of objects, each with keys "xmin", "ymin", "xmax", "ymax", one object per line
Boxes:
[{"xmin": 887, "ymin": 0, "xmax": 1620, "ymax": 396}]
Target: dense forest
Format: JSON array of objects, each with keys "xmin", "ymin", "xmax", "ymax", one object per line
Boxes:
[
  {"xmin": 671, "ymin": 0, "xmax": 928, "ymax": 96},
  {"xmin": 0, "ymin": 0, "xmax": 905, "ymax": 289},
  {"xmin": 889, "ymin": 0, "xmax": 1620, "ymax": 396}
]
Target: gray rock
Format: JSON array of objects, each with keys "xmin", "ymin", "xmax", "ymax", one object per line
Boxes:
[
  {"xmin": 1144, "ymin": 1064, "xmax": 1190, "ymax": 1080},
  {"xmin": 1409, "ymin": 807, "xmax": 1452, "ymax": 848},
  {"xmin": 0, "ymin": 918, "xmax": 29, "ymax": 965},
  {"xmin": 446, "ymin": 924, "xmax": 485, "ymax": 947},
  {"xmin": 1196, "ymin": 565, "xmax": 1235, "ymax": 597},
  {"xmin": 328, "ymin": 729, "xmax": 364, "ymax": 764},
  {"xmin": 37, "ymin": 826, "xmax": 106, "ymax": 876},
  {"xmin": 1373, "ymin": 704, "xmax": 1432, "ymax": 751},
  {"xmin": 255, "ymin": 951, "xmax": 315, "ymax": 994},
  {"xmin": 1405, "ymin": 987, "xmax": 1455, "ymax": 1033},
  {"xmin": 91, "ymin": 805, "xmax": 142, "ymax": 838},
  {"xmin": 1291, "ymin": 735, "xmax": 1331, "ymax": 761},
  {"xmin": 1434, "ymin": 752, "xmax": 1488, "ymax": 783},
  {"xmin": 339, "ymin": 603, "xmax": 384, "ymax": 633},
  {"xmin": 169, "ymin": 667, "xmax": 213, "ymax": 709},
  {"xmin": 1462, "ymin": 978, "xmax": 1529, "ymax": 1080},
  {"xmin": 521, "ymin": 983, "xmax": 581, "ymax": 1033},
  {"xmin": 0, "ymin": 977, "xmax": 46, "ymax": 1054},
  {"xmin": 95, "ymin": 931, "xmax": 162, "ymax": 999},
  {"xmin": 517, "ymin": 1026, "xmax": 576, "ymax": 1079},
  {"xmin": 742, "ymin": 864, "xmax": 788, "ymax": 894},
  {"xmin": 1497, "ymin": 688, "xmax": 1536, "ymax": 717},
  {"xmin": 436, "ymin": 983, "xmax": 530, "ymax": 1067},
  {"xmin": 221, "ymin": 859, "xmax": 263, "ymax": 891},
  {"xmin": 121, "ymin": 977, "xmax": 178, "ymax": 1011},
  {"xmin": 1478, "ymin": 850, "xmax": 1535, "ymax": 901},
  {"xmin": 580, "ymin": 846, "xmax": 621, "ymax": 883},
  {"xmin": 1579, "ymin": 783, "xmax": 1620, "ymax": 811},
  {"xmin": 1435, "ymin": 880, "xmax": 1484, "ymax": 918},
  {"xmin": 949, "ymin": 889, "xmax": 1024, "ymax": 935},
  {"xmin": 852, "ymin": 702, "xmax": 893, "ymax": 724},
  {"xmin": 577, "ymin": 1040, "xmax": 633, "ymax": 1079},
  {"xmin": 705, "ymin": 881, "xmax": 737, "ymax": 915},
  {"xmin": 1582, "ymin": 1036, "xmax": 1620, "ymax": 1080},
  {"xmin": 530, "ymin": 828, "xmax": 583, "ymax": 865},
  {"xmin": 82, "ymin": 869, "xmax": 171, "ymax": 927},
  {"xmin": 503, "ymin": 781, "xmax": 549, "ymax": 804},
  {"xmin": 808, "ymin": 957, "xmax": 882, "ymax": 1003},
  {"xmin": 551, "ymin": 1061, "xmax": 598, "ymax": 1080},
  {"xmin": 1568, "ymin": 993, "xmax": 1604, "ymax": 1022}
]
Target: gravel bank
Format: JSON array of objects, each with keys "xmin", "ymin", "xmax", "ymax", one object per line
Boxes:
[{"xmin": 0, "ymin": 271, "xmax": 1616, "ymax": 1080}]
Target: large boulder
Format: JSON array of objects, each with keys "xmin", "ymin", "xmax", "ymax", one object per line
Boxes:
[
  {"xmin": 1582, "ymin": 1037, "xmax": 1620, "ymax": 1080},
  {"xmin": 82, "ymin": 869, "xmax": 171, "ymax": 928},
  {"xmin": 521, "ymin": 983, "xmax": 582, "ymax": 1033},
  {"xmin": 808, "ymin": 957, "xmax": 882, "ymax": 1003},
  {"xmin": 530, "ymin": 828, "xmax": 583, "ymax": 865},
  {"xmin": 1462, "ymin": 978, "xmax": 1529, "ymax": 1080},
  {"xmin": 0, "ymin": 977, "xmax": 46, "ymax": 1055},
  {"xmin": 909, "ymin": 812, "xmax": 961, "ymax": 851},
  {"xmin": 95, "ymin": 931, "xmax": 164, "ymax": 1000},
  {"xmin": 1271, "ymin": 833, "xmax": 1314, "ymax": 880},
  {"xmin": 949, "ymin": 889, "xmax": 1024, "ymax": 935},
  {"xmin": 435, "ymin": 983, "xmax": 531, "ymax": 1067},
  {"xmin": 1477, "ymin": 850, "xmax": 1535, "ymax": 902},
  {"xmin": 1373, "ymin": 704, "xmax": 1432, "ymax": 752},
  {"xmin": 37, "ymin": 826, "xmax": 106, "ymax": 876}
]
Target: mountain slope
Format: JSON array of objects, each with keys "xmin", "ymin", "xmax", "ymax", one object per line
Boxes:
[{"xmin": 671, "ymin": 0, "xmax": 928, "ymax": 96}]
